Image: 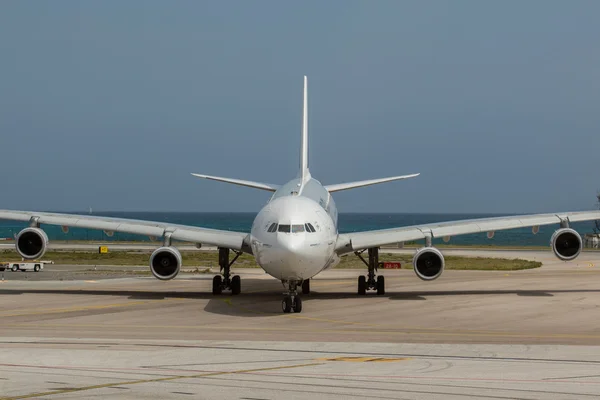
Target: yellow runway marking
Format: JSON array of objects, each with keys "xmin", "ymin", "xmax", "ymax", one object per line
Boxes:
[
  {"xmin": 285, "ymin": 314, "xmax": 382, "ymax": 327},
  {"xmin": 0, "ymin": 301, "xmax": 154, "ymax": 318},
  {"xmin": 0, "ymin": 361, "xmax": 323, "ymax": 400},
  {"xmin": 317, "ymin": 356, "xmax": 410, "ymax": 362}
]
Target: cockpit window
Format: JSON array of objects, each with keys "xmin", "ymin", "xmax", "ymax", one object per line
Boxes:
[
  {"xmin": 276, "ymin": 223, "xmax": 313, "ymax": 233},
  {"xmin": 267, "ymin": 223, "xmax": 278, "ymax": 232},
  {"xmin": 278, "ymin": 224, "xmax": 291, "ymax": 233},
  {"xmin": 292, "ymin": 224, "xmax": 305, "ymax": 233}
]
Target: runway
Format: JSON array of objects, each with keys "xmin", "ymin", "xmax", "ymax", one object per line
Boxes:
[
  {"xmin": 2, "ymin": 250, "xmax": 600, "ymax": 398},
  {"xmin": 3, "ymin": 339, "xmax": 600, "ymax": 400}
]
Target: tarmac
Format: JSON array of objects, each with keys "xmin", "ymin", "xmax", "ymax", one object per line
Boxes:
[{"xmin": 2, "ymin": 249, "xmax": 600, "ymax": 399}]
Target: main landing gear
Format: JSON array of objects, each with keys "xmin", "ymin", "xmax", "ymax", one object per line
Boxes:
[
  {"xmin": 301, "ymin": 279, "xmax": 310, "ymax": 295},
  {"xmin": 355, "ymin": 247, "xmax": 385, "ymax": 295},
  {"xmin": 281, "ymin": 280, "xmax": 303, "ymax": 313},
  {"xmin": 212, "ymin": 247, "xmax": 242, "ymax": 295}
]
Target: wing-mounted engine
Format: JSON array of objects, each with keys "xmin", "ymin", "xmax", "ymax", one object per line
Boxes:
[
  {"xmin": 16, "ymin": 227, "xmax": 48, "ymax": 260},
  {"xmin": 551, "ymin": 228, "xmax": 582, "ymax": 261},
  {"xmin": 150, "ymin": 247, "xmax": 182, "ymax": 280},
  {"xmin": 413, "ymin": 247, "xmax": 445, "ymax": 281}
]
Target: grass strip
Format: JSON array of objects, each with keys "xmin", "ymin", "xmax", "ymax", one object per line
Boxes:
[{"xmin": 0, "ymin": 250, "xmax": 541, "ymax": 271}]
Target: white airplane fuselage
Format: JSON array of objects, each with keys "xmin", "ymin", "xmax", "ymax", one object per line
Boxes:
[{"xmin": 250, "ymin": 175, "xmax": 340, "ymax": 281}]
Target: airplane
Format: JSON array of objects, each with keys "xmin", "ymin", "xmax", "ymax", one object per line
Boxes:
[{"xmin": 1, "ymin": 76, "xmax": 599, "ymax": 313}]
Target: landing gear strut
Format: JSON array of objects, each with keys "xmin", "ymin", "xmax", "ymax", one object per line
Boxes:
[
  {"xmin": 281, "ymin": 280, "xmax": 303, "ymax": 313},
  {"xmin": 212, "ymin": 247, "xmax": 242, "ymax": 295},
  {"xmin": 355, "ymin": 248, "xmax": 385, "ymax": 295}
]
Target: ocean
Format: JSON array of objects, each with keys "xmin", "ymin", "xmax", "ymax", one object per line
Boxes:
[{"xmin": 0, "ymin": 212, "xmax": 598, "ymax": 247}]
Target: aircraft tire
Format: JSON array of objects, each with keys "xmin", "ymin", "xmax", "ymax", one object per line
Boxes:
[
  {"xmin": 231, "ymin": 275, "xmax": 241, "ymax": 295},
  {"xmin": 282, "ymin": 296, "xmax": 293, "ymax": 313},
  {"xmin": 301, "ymin": 279, "xmax": 310, "ymax": 295},
  {"xmin": 377, "ymin": 275, "xmax": 385, "ymax": 295},
  {"xmin": 212, "ymin": 275, "xmax": 222, "ymax": 295},
  {"xmin": 358, "ymin": 275, "xmax": 366, "ymax": 295},
  {"xmin": 293, "ymin": 296, "xmax": 303, "ymax": 313}
]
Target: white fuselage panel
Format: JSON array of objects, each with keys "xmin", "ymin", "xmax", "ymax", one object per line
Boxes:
[{"xmin": 250, "ymin": 177, "xmax": 339, "ymax": 281}]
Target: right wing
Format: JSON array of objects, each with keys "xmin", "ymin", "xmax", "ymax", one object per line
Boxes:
[
  {"xmin": 0, "ymin": 210, "xmax": 252, "ymax": 253},
  {"xmin": 336, "ymin": 211, "xmax": 600, "ymax": 254}
]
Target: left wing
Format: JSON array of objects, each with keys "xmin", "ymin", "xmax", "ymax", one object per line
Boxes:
[
  {"xmin": 336, "ymin": 211, "xmax": 600, "ymax": 254},
  {"xmin": 0, "ymin": 210, "xmax": 251, "ymax": 253}
]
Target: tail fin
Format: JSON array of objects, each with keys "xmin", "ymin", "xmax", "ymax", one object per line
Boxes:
[
  {"xmin": 325, "ymin": 173, "xmax": 420, "ymax": 193},
  {"xmin": 300, "ymin": 75, "xmax": 309, "ymax": 181}
]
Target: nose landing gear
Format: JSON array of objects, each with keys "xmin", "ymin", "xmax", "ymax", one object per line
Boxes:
[
  {"xmin": 212, "ymin": 247, "xmax": 242, "ymax": 295},
  {"xmin": 281, "ymin": 280, "xmax": 303, "ymax": 313},
  {"xmin": 355, "ymin": 247, "xmax": 385, "ymax": 295}
]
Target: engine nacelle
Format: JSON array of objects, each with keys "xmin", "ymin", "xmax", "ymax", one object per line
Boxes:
[
  {"xmin": 413, "ymin": 247, "xmax": 445, "ymax": 281},
  {"xmin": 150, "ymin": 247, "xmax": 182, "ymax": 280},
  {"xmin": 551, "ymin": 228, "xmax": 582, "ymax": 261},
  {"xmin": 16, "ymin": 227, "xmax": 48, "ymax": 260}
]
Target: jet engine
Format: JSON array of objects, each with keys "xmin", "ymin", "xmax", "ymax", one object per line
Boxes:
[
  {"xmin": 150, "ymin": 247, "xmax": 182, "ymax": 280},
  {"xmin": 16, "ymin": 227, "xmax": 48, "ymax": 260},
  {"xmin": 551, "ymin": 228, "xmax": 582, "ymax": 261},
  {"xmin": 413, "ymin": 247, "xmax": 445, "ymax": 281}
]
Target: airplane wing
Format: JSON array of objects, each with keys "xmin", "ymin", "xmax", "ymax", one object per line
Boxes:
[
  {"xmin": 0, "ymin": 210, "xmax": 251, "ymax": 253},
  {"xmin": 335, "ymin": 211, "xmax": 600, "ymax": 254}
]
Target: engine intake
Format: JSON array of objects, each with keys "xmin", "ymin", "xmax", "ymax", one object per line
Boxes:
[
  {"xmin": 551, "ymin": 228, "xmax": 582, "ymax": 261},
  {"xmin": 16, "ymin": 227, "xmax": 48, "ymax": 260},
  {"xmin": 150, "ymin": 247, "xmax": 182, "ymax": 280},
  {"xmin": 413, "ymin": 247, "xmax": 445, "ymax": 281}
]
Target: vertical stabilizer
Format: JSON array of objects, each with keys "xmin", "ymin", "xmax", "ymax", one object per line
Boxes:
[{"xmin": 300, "ymin": 75, "xmax": 309, "ymax": 180}]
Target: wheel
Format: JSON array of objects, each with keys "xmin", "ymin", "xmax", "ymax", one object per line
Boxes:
[
  {"xmin": 231, "ymin": 275, "xmax": 241, "ymax": 295},
  {"xmin": 212, "ymin": 275, "xmax": 223, "ymax": 295},
  {"xmin": 34, "ymin": 264, "xmax": 41, "ymax": 272},
  {"xmin": 377, "ymin": 275, "xmax": 385, "ymax": 295},
  {"xmin": 301, "ymin": 279, "xmax": 310, "ymax": 295},
  {"xmin": 282, "ymin": 296, "xmax": 293, "ymax": 313},
  {"xmin": 11, "ymin": 265, "xmax": 18, "ymax": 272},
  {"xmin": 293, "ymin": 296, "xmax": 303, "ymax": 313},
  {"xmin": 358, "ymin": 275, "xmax": 366, "ymax": 295}
]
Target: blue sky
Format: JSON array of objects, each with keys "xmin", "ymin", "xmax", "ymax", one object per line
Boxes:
[{"xmin": 1, "ymin": 1, "xmax": 599, "ymax": 213}]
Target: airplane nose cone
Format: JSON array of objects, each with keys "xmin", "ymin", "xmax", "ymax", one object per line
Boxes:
[
  {"xmin": 256, "ymin": 234, "xmax": 328, "ymax": 281},
  {"xmin": 277, "ymin": 235, "xmax": 304, "ymax": 255}
]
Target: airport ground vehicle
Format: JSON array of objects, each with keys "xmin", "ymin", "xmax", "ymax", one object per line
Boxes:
[{"xmin": 0, "ymin": 261, "xmax": 52, "ymax": 272}]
